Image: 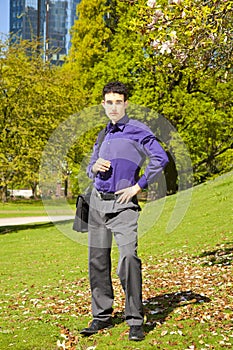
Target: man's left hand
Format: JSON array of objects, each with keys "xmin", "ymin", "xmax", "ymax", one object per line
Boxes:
[{"xmin": 115, "ymin": 184, "xmax": 141, "ymax": 204}]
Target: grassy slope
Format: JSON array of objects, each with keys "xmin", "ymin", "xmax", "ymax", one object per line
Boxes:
[
  {"xmin": 140, "ymin": 171, "xmax": 233, "ymax": 258},
  {"xmin": 0, "ymin": 172, "xmax": 232, "ymax": 350}
]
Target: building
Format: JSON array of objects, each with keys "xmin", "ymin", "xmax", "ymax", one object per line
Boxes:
[{"xmin": 9, "ymin": 0, "xmax": 81, "ymax": 64}]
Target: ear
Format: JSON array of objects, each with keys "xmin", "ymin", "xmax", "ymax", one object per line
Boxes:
[
  {"xmin": 125, "ymin": 100, "xmax": 128, "ymax": 108},
  {"xmin": 101, "ymin": 100, "xmax": 105, "ymax": 108}
]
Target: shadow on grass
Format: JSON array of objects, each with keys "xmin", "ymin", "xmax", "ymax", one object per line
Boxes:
[
  {"xmin": 196, "ymin": 241, "xmax": 233, "ymax": 266},
  {"xmin": 0, "ymin": 220, "xmax": 74, "ymax": 235},
  {"xmin": 112, "ymin": 311, "xmax": 125, "ymax": 326},
  {"xmin": 143, "ymin": 290, "xmax": 211, "ymax": 333},
  {"xmin": 110, "ymin": 290, "xmax": 211, "ymax": 333}
]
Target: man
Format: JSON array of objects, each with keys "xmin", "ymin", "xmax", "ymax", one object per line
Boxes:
[{"xmin": 80, "ymin": 81, "xmax": 169, "ymax": 341}]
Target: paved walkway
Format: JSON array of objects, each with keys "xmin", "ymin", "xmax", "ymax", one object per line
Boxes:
[{"xmin": 0, "ymin": 216, "xmax": 74, "ymax": 227}]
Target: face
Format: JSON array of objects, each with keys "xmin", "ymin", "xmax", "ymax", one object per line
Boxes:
[{"xmin": 102, "ymin": 92, "xmax": 128, "ymax": 124}]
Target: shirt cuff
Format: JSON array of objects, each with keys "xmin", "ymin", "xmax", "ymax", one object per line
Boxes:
[{"xmin": 138, "ymin": 175, "xmax": 148, "ymax": 190}]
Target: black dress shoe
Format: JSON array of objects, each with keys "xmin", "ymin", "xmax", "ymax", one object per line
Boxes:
[
  {"xmin": 80, "ymin": 319, "xmax": 113, "ymax": 336},
  {"xmin": 129, "ymin": 325, "xmax": 145, "ymax": 341}
]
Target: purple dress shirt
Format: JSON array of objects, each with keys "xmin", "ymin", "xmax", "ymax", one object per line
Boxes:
[{"xmin": 87, "ymin": 115, "xmax": 169, "ymax": 193}]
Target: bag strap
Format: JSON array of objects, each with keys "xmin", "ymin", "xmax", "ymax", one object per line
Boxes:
[
  {"xmin": 97, "ymin": 127, "xmax": 106, "ymax": 152},
  {"xmin": 84, "ymin": 127, "xmax": 107, "ymax": 195}
]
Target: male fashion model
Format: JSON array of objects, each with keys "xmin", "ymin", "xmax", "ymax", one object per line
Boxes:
[{"xmin": 80, "ymin": 81, "xmax": 169, "ymax": 341}]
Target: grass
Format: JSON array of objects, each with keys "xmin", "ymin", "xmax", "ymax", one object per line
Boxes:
[
  {"xmin": 0, "ymin": 198, "xmax": 76, "ymax": 218},
  {"xmin": 0, "ymin": 172, "xmax": 232, "ymax": 349},
  {"xmin": 0, "ymin": 199, "xmax": 47, "ymax": 218}
]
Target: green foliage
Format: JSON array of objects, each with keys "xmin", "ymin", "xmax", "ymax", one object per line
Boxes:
[
  {"xmin": 111, "ymin": 1, "xmax": 233, "ymax": 182},
  {"xmin": 0, "ymin": 39, "xmax": 80, "ymax": 201},
  {"xmin": 136, "ymin": 0, "xmax": 232, "ymax": 75},
  {"xmin": 65, "ymin": 0, "xmax": 233, "ymax": 184},
  {"xmin": 65, "ymin": 0, "xmax": 113, "ymax": 100},
  {"xmin": 90, "ymin": 0, "xmax": 146, "ymax": 103},
  {"xmin": 161, "ymin": 78, "xmax": 233, "ymax": 182},
  {"xmin": 132, "ymin": 0, "xmax": 233, "ymax": 182}
]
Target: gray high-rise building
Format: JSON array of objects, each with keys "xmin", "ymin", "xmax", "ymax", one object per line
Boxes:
[{"xmin": 9, "ymin": 0, "xmax": 81, "ymax": 64}]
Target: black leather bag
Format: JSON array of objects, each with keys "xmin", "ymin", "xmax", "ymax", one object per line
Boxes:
[{"xmin": 72, "ymin": 192, "xmax": 91, "ymax": 232}]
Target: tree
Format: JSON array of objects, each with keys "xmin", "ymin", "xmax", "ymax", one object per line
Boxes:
[
  {"xmin": 65, "ymin": 0, "xmax": 232, "ymax": 184},
  {"xmin": 0, "ymin": 39, "xmax": 80, "ymax": 201},
  {"xmin": 136, "ymin": 0, "xmax": 232, "ymax": 74},
  {"xmin": 131, "ymin": 0, "xmax": 233, "ymax": 181},
  {"xmin": 64, "ymin": 0, "xmax": 113, "ymax": 102},
  {"xmin": 89, "ymin": 0, "xmax": 146, "ymax": 103}
]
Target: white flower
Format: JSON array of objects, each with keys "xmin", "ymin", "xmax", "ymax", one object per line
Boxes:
[
  {"xmin": 169, "ymin": 30, "xmax": 177, "ymax": 43},
  {"xmin": 147, "ymin": 17, "xmax": 157, "ymax": 29},
  {"xmin": 170, "ymin": 0, "xmax": 182, "ymax": 4},
  {"xmin": 170, "ymin": 30, "xmax": 177, "ymax": 38},
  {"xmin": 147, "ymin": 0, "xmax": 156, "ymax": 8},
  {"xmin": 147, "ymin": 10, "xmax": 163, "ymax": 28},
  {"xmin": 154, "ymin": 9, "xmax": 163, "ymax": 18},
  {"xmin": 209, "ymin": 33, "xmax": 215, "ymax": 41},
  {"xmin": 159, "ymin": 41, "xmax": 172, "ymax": 54},
  {"xmin": 150, "ymin": 39, "xmax": 160, "ymax": 48},
  {"xmin": 175, "ymin": 51, "xmax": 188, "ymax": 62}
]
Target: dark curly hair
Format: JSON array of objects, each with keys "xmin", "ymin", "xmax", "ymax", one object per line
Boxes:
[{"xmin": 102, "ymin": 81, "xmax": 128, "ymax": 101}]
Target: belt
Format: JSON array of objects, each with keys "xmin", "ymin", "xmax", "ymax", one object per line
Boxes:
[{"xmin": 96, "ymin": 191, "xmax": 118, "ymax": 200}]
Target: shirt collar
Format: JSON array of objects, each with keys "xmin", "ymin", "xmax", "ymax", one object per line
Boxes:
[{"xmin": 107, "ymin": 115, "xmax": 129, "ymax": 132}]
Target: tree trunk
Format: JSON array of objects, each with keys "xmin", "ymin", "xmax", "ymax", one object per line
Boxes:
[
  {"xmin": 31, "ymin": 182, "xmax": 38, "ymax": 199},
  {"xmin": 1, "ymin": 185, "xmax": 8, "ymax": 202}
]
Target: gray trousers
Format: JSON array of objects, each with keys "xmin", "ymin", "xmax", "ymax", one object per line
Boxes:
[{"xmin": 88, "ymin": 188, "xmax": 144, "ymax": 326}]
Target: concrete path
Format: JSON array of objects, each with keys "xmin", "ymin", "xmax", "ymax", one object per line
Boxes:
[{"xmin": 0, "ymin": 216, "xmax": 74, "ymax": 227}]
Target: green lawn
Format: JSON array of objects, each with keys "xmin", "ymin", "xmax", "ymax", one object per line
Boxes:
[
  {"xmin": 0, "ymin": 198, "xmax": 76, "ymax": 218},
  {"xmin": 0, "ymin": 172, "xmax": 232, "ymax": 350},
  {"xmin": 0, "ymin": 199, "xmax": 46, "ymax": 218}
]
